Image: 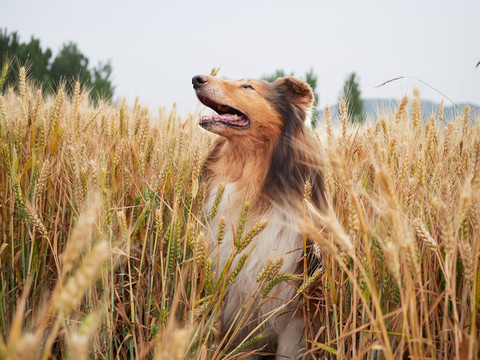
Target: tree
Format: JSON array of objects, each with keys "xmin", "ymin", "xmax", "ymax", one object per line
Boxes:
[
  {"xmin": 0, "ymin": 29, "xmax": 52, "ymax": 89},
  {"xmin": 18, "ymin": 37, "xmax": 52, "ymax": 86},
  {"xmin": 261, "ymin": 68, "xmax": 320, "ymax": 127},
  {"xmin": 0, "ymin": 29, "xmax": 19, "ymax": 88},
  {"xmin": 340, "ymin": 72, "xmax": 364, "ymax": 123},
  {"xmin": 50, "ymin": 42, "xmax": 91, "ymax": 94},
  {"xmin": 91, "ymin": 61, "xmax": 114, "ymax": 102},
  {"xmin": 0, "ymin": 29, "xmax": 20, "ymax": 57},
  {"xmin": 0, "ymin": 28, "xmax": 115, "ymax": 102},
  {"xmin": 50, "ymin": 42, "xmax": 114, "ymax": 101}
]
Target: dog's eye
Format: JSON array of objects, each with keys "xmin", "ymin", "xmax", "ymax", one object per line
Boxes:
[{"xmin": 242, "ymin": 84, "xmax": 255, "ymax": 90}]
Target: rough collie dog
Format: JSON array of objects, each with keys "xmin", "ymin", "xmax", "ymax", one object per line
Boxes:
[{"xmin": 192, "ymin": 74, "xmax": 325, "ymax": 359}]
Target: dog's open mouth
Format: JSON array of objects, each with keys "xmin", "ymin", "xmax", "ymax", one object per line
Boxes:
[{"xmin": 198, "ymin": 96, "xmax": 250, "ymax": 128}]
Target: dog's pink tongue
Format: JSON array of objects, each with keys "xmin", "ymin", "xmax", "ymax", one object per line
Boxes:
[{"xmin": 200, "ymin": 114, "xmax": 231, "ymax": 123}]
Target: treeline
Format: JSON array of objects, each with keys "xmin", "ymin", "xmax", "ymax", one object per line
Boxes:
[{"xmin": 0, "ymin": 29, "xmax": 114, "ymax": 102}]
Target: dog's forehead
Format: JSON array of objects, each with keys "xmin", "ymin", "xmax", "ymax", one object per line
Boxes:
[{"xmin": 233, "ymin": 77, "xmax": 272, "ymax": 89}]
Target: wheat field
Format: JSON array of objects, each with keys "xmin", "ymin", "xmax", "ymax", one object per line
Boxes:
[{"xmin": 0, "ymin": 67, "xmax": 479, "ymax": 360}]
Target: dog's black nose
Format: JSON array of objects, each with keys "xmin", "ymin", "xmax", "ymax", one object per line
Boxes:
[{"xmin": 192, "ymin": 75, "xmax": 208, "ymax": 89}]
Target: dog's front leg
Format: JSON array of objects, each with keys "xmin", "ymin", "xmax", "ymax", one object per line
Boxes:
[{"xmin": 275, "ymin": 316, "xmax": 304, "ymax": 359}]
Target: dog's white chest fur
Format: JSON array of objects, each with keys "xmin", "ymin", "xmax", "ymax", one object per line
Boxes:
[{"xmin": 205, "ymin": 183, "xmax": 304, "ymax": 337}]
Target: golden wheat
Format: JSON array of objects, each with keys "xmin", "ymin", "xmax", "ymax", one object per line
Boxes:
[{"xmin": 1, "ymin": 68, "xmax": 479, "ymax": 360}]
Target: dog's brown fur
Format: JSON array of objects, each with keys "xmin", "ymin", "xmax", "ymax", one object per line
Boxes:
[{"xmin": 193, "ymin": 74, "xmax": 325, "ymax": 359}]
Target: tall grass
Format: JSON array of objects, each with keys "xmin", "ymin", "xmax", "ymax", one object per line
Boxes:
[{"xmin": 0, "ymin": 67, "xmax": 478, "ymax": 359}]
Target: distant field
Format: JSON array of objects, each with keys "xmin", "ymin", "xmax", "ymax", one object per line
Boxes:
[{"xmin": 0, "ymin": 68, "xmax": 479, "ymax": 359}]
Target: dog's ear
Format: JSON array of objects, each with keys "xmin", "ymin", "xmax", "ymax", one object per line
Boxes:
[{"xmin": 274, "ymin": 76, "xmax": 314, "ymax": 110}]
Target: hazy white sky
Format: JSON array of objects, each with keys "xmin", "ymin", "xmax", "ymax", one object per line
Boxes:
[{"xmin": 2, "ymin": 0, "xmax": 479, "ymax": 114}]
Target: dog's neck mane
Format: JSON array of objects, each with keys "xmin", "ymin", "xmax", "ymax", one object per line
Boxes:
[{"xmin": 204, "ymin": 136, "xmax": 275, "ymax": 204}]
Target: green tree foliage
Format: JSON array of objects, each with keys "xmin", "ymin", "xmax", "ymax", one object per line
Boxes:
[
  {"xmin": 340, "ymin": 72, "xmax": 364, "ymax": 123},
  {"xmin": 91, "ymin": 61, "xmax": 114, "ymax": 103},
  {"xmin": 0, "ymin": 29, "xmax": 52, "ymax": 88},
  {"xmin": 18, "ymin": 37, "xmax": 53, "ymax": 85},
  {"xmin": 262, "ymin": 68, "xmax": 319, "ymax": 127},
  {"xmin": 0, "ymin": 29, "xmax": 114, "ymax": 102},
  {"xmin": 50, "ymin": 42, "xmax": 91, "ymax": 92},
  {"xmin": 0, "ymin": 29, "xmax": 20, "ymax": 64}
]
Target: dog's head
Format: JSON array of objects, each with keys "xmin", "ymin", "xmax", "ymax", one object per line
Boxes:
[{"xmin": 192, "ymin": 74, "xmax": 314, "ymax": 143}]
